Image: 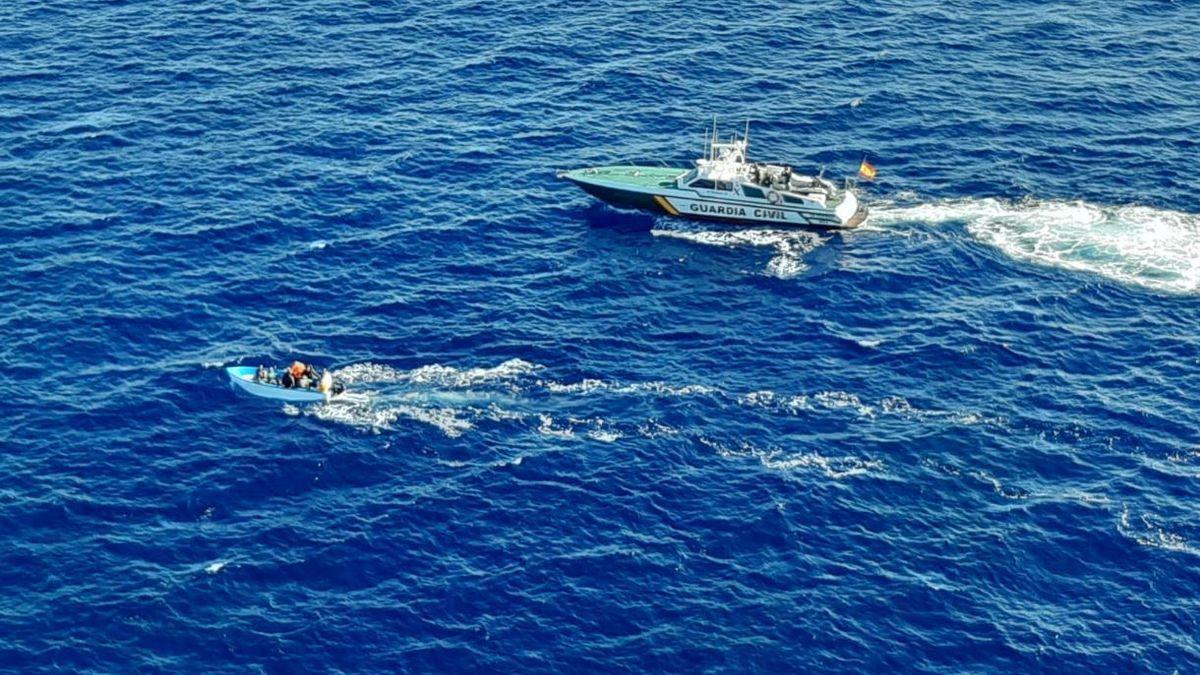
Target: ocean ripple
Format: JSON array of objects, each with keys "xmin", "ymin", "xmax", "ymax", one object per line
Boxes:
[{"xmin": 3, "ymin": 0, "xmax": 1199, "ymax": 671}]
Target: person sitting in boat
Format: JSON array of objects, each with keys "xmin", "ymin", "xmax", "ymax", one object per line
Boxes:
[
  {"xmin": 301, "ymin": 364, "xmax": 319, "ymax": 388},
  {"xmin": 317, "ymin": 369, "xmax": 333, "ymax": 394},
  {"xmin": 295, "ymin": 362, "xmax": 312, "ymax": 388},
  {"xmin": 256, "ymin": 365, "xmax": 269, "ymax": 382},
  {"xmin": 279, "ymin": 361, "xmax": 304, "ymax": 388}
]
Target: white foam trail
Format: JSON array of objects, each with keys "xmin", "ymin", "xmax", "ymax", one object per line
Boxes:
[
  {"xmin": 299, "ymin": 359, "xmax": 530, "ymax": 437},
  {"xmin": 333, "ymin": 362, "xmax": 408, "ymax": 384},
  {"xmin": 536, "ymin": 413, "xmax": 575, "ymax": 438},
  {"xmin": 314, "ymin": 360, "xmax": 1006, "ymax": 446},
  {"xmin": 310, "ymin": 399, "xmax": 474, "ymax": 437},
  {"xmin": 532, "ymin": 414, "xmax": 624, "ymax": 442},
  {"xmin": 440, "ymin": 454, "xmax": 527, "ymax": 470},
  {"xmin": 759, "ymin": 452, "xmax": 885, "ymax": 479},
  {"xmin": 406, "ymin": 358, "xmax": 541, "ymax": 388},
  {"xmin": 702, "ymin": 437, "xmax": 884, "ymax": 480},
  {"xmin": 739, "ymin": 390, "xmax": 1004, "ymax": 427},
  {"xmin": 588, "ymin": 428, "xmax": 623, "ymax": 443},
  {"xmin": 540, "ymin": 378, "xmax": 608, "ymax": 394},
  {"xmin": 1167, "ymin": 448, "xmax": 1200, "ymax": 466},
  {"xmin": 970, "ymin": 470, "xmax": 1028, "ymax": 500},
  {"xmin": 1117, "ymin": 506, "xmax": 1200, "ymax": 557},
  {"xmin": 652, "ymin": 226, "xmax": 827, "ymax": 279},
  {"xmin": 814, "ymin": 391, "xmax": 875, "ymax": 418},
  {"xmin": 637, "ymin": 420, "xmax": 680, "ymax": 437},
  {"xmin": 335, "ymin": 358, "xmax": 541, "ymax": 387},
  {"xmin": 539, "ymin": 378, "xmax": 718, "ymax": 397},
  {"xmin": 872, "ymin": 198, "xmax": 1200, "ymax": 294}
]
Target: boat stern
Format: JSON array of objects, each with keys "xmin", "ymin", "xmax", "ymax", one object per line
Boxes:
[{"xmin": 834, "ymin": 186, "xmax": 869, "ymax": 228}]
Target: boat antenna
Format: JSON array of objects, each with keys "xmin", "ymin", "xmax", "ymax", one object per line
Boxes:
[{"xmin": 712, "ymin": 115, "xmax": 718, "ymax": 161}]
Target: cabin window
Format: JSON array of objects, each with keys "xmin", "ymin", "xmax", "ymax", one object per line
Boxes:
[
  {"xmin": 742, "ymin": 186, "xmax": 764, "ymax": 199},
  {"xmin": 689, "ymin": 179, "xmax": 715, "ymax": 190},
  {"xmin": 782, "ymin": 195, "xmax": 808, "ymax": 204},
  {"xmin": 715, "ymin": 181, "xmax": 732, "ymax": 191}
]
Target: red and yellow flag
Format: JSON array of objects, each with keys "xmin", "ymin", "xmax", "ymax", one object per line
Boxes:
[{"xmin": 858, "ymin": 158, "xmax": 877, "ymax": 181}]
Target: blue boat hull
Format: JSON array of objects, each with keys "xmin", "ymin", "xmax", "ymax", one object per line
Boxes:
[{"xmin": 226, "ymin": 366, "xmax": 332, "ymax": 402}]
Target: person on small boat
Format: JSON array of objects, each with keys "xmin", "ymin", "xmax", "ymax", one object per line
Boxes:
[
  {"xmin": 279, "ymin": 361, "xmax": 303, "ymax": 388},
  {"xmin": 256, "ymin": 365, "xmax": 269, "ymax": 382},
  {"xmin": 302, "ymin": 364, "xmax": 318, "ymax": 388},
  {"xmin": 317, "ymin": 369, "xmax": 333, "ymax": 394},
  {"xmin": 296, "ymin": 362, "xmax": 312, "ymax": 388}
]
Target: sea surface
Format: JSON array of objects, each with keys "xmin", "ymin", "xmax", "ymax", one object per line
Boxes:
[{"xmin": 3, "ymin": 0, "xmax": 1200, "ymax": 671}]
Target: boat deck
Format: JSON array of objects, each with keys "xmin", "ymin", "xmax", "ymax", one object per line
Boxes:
[{"xmin": 561, "ymin": 166, "xmax": 684, "ymax": 189}]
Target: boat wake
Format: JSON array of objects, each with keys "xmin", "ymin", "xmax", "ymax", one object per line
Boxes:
[
  {"xmin": 698, "ymin": 436, "xmax": 886, "ymax": 480},
  {"xmin": 652, "ymin": 225, "xmax": 828, "ymax": 279},
  {"xmin": 301, "ymin": 359, "xmax": 539, "ymax": 437},
  {"xmin": 293, "ymin": 360, "xmax": 1000, "ymax": 487},
  {"xmin": 1117, "ymin": 505, "xmax": 1200, "ymax": 557},
  {"xmin": 334, "ymin": 358, "xmax": 541, "ymax": 389},
  {"xmin": 870, "ymin": 198, "xmax": 1200, "ymax": 294}
]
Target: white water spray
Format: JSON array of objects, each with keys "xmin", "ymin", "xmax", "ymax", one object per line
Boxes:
[
  {"xmin": 871, "ymin": 198, "xmax": 1200, "ymax": 294},
  {"xmin": 652, "ymin": 226, "xmax": 828, "ymax": 279}
]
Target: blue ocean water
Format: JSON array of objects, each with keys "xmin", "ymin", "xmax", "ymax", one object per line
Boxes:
[{"xmin": 3, "ymin": 0, "xmax": 1200, "ymax": 670}]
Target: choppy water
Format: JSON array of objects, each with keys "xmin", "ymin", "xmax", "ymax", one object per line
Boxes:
[{"xmin": 3, "ymin": 0, "xmax": 1200, "ymax": 671}]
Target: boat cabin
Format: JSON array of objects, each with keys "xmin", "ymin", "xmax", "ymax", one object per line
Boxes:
[{"xmin": 674, "ymin": 134, "xmax": 834, "ymax": 207}]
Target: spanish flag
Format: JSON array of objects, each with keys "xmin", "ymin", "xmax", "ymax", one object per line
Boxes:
[{"xmin": 858, "ymin": 158, "xmax": 877, "ymax": 181}]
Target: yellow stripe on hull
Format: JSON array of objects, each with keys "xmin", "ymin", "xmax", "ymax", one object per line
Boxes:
[{"xmin": 653, "ymin": 195, "xmax": 680, "ymax": 216}]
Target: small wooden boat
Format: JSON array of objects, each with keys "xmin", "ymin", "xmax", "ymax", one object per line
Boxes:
[{"xmin": 226, "ymin": 366, "xmax": 343, "ymax": 402}]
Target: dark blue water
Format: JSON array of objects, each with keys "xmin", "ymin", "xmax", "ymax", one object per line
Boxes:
[{"xmin": 4, "ymin": 1, "xmax": 1200, "ymax": 671}]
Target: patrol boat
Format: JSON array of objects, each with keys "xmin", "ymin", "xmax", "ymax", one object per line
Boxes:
[{"xmin": 558, "ymin": 124, "xmax": 868, "ymax": 229}]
